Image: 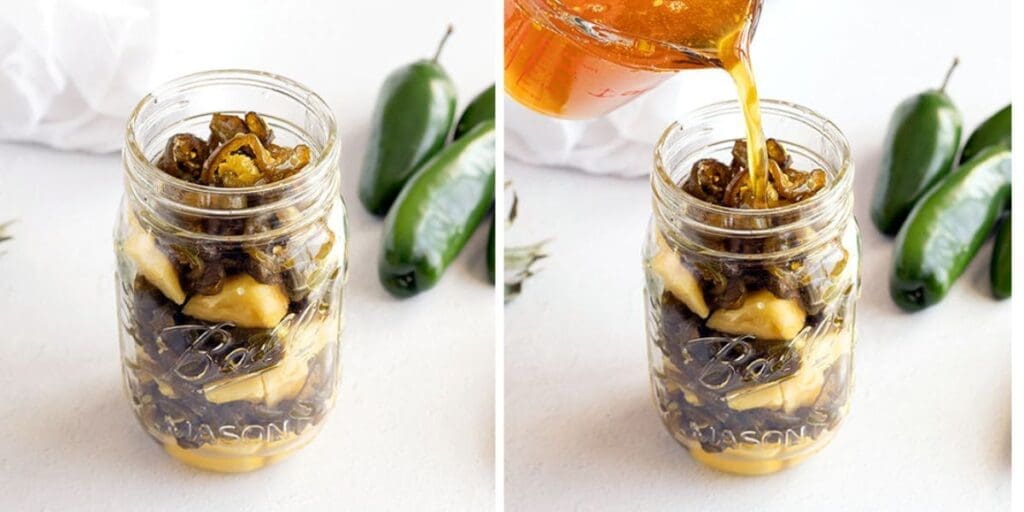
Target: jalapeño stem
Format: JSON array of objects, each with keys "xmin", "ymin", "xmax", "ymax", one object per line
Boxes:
[
  {"xmin": 433, "ymin": 25, "xmax": 455, "ymax": 62},
  {"xmin": 939, "ymin": 57, "xmax": 959, "ymax": 93}
]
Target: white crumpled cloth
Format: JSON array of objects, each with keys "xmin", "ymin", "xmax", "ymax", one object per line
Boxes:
[
  {"xmin": 0, "ymin": 0, "xmax": 156, "ymax": 153},
  {"xmin": 505, "ymin": 69, "xmax": 737, "ymax": 178}
]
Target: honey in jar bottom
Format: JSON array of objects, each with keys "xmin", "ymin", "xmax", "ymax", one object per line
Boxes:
[
  {"xmin": 160, "ymin": 425, "xmax": 320, "ymax": 473},
  {"xmin": 683, "ymin": 429, "xmax": 835, "ymax": 476}
]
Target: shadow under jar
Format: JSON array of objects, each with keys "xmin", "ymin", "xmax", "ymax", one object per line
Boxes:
[
  {"xmin": 643, "ymin": 100, "xmax": 860, "ymax": 475},
  {"xmin": 115, "ymin": 70, "xmax": 347, "ymax": 473}
]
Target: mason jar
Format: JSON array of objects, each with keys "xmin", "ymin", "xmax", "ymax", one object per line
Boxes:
[
  {"xmin": 642, "ymin": 100, "xmax": 860, "ymax": 475},
  {"xmin": 115, "ymin": 70, "xmax": 347, "ymax": 472}
]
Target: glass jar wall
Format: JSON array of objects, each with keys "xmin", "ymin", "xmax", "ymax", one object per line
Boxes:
[
  {"xmin": 642, "ymin": 100, "xmax": 860, "ymax": 475},
  {"xmin": 115, "ymin": 70, "xmax": 347, "ymax": 472}
]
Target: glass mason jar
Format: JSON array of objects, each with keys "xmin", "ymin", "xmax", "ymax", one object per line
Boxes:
[
  {"xmin": 115, "ymin": 70, "xmax": 347, "ymax": 472},
  {"xmin": 504, "ymin": 0, "xmax": 762, "ymax": 119},
  {"xmin": 643, "ymin": 100, "xmax": 860, "ymax": 475}
]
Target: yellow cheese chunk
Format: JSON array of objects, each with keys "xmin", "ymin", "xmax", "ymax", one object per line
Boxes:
[
  {"xmin": 202, "ymin": 318, "xmax": 335, "ymax": 406},
  {"xmin": 124, "ymin": 223, "xmax": 186, "ymax": 305},
  {"xmin": 281, "ymin": 318, "xmax": 336, "ymax": 358},
  {"xmin": 155, "ymin": 378, "xmax": 178, "ymax": 399},
  {"xmin": 203, "ymin": 371, "xmax": 264, "ymax": 404},
  {"xmin": 204, "ymin": 356, "xmax": 310, "ymax": 407},
  {"xmin": 651, "ymin": 234, "xmax": 709, "ymax": 318},
  {"xmin": 183, "ymin": 274, "xmax": 289, "ymax": 328},
  {"xmin": 804, "ymin": 329, "xmax": 853, "ymax": 369},
  {"xmin": 727, "ymin": 382, "xmax": 785, "ymax": 411},
  {"xmin": 680, "ymin": 387, "xmax": 702, "ymax": 406},
  {"xmin": 261, "ymin": 357, "xmax": 310, "ymax": 407},
  {"xmin": 726, "ymin": 331, "xmax": 851, "ymax": 414},
  {"xmin": 726, "ymin": 364, "xmax": 823, "ymax": 414},
  {"xmin": 706, "ymin": 289, "xmax": 806, "ymax": 341},
  {"xmin": 778, "ymin": 367, "xmax": 825, "ymax": 414}
]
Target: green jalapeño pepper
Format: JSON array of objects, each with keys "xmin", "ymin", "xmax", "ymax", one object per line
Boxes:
[
  {"xmin": 871, "ymin": 59, "xmax": 963, "ymax": 235},
  {"xmin": 991, "ymin": 217, "xmax": 1011, "ymax": 299},
  {"xmin": 358, "ymin": 27, "xmax": 457, "ymax": 216},
  {"xmin": 454, "ymin": 84, "xmax": 495, "ymax": 140},
  {"xmin": 379, "ymin": 121, "xmax": 496, "ymax": 297},
  {"xmin": 890, "ymin": 145, "xmax": 1011, "ymax": 311},
  {"xmin": 961, "ymin": 104, "xmax": 1011, "ymax": 164}
]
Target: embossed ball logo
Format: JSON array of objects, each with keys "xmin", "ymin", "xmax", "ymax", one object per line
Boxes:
[
  {"xmin": 162, "ymin": 322, "xmax": 278, "ymax": 383},
  {"xmin": 685, "ymin": 334, "xmax": 799, "ymax": 390}
]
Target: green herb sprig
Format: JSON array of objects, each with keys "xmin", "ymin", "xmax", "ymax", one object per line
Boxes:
[{"xmin": 504, "ymin": 185, "xmax": 548, "ymax": 304}]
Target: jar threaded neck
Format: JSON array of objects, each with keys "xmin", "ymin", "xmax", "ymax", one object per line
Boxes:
[
  {"xmin": 122, "ymin": 70, "xmax": 340, "ymax": 241},
  {"xmin": 652, "ymin": 99, "xmax": 853, "ymax": 260}
]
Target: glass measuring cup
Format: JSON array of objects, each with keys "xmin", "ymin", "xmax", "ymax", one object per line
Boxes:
[{"xmin": 504, "ymin": 0, "xmax": 763, "ymax": 119}]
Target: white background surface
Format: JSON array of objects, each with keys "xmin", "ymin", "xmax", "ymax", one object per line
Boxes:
[
  {"xmin": 505, "ymin": 0, "xmax": 1012, "ymax": 510},
  {"xmin": 0, "ymin": 1, "xmax": 496, "ymax": 510}
]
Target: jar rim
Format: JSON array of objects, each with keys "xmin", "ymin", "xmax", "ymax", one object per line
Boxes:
[
  {"xmin": 653, "ymin": 98, "xmax": 853, "ymax": 224},
  {"xmin": 124, "ymin": 69, "xmax": 338, "ymax": 198}
]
